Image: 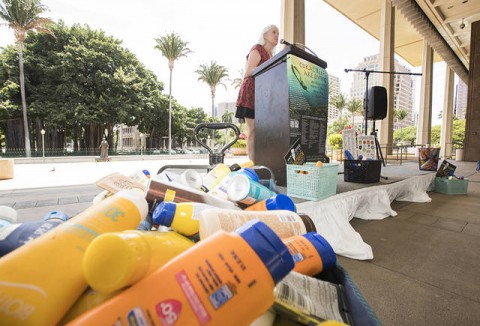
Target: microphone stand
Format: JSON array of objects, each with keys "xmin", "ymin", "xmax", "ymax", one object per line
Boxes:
[{"xmin": 344, "ymin": 68, "xmax": 422, "ymax": 167}]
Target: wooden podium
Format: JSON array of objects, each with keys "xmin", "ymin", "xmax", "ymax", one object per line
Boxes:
[{"xmin": 253, "ymin": 45, "xmax": 329, "ymax": 186}]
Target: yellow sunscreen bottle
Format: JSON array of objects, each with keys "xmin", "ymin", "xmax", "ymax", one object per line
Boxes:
[
  {"xmin": 83, "ymin": 230, "xmax": 194, "ymax": 294},
  {"xmin": 152, "ymin": 202, "xmax": 217, "ymax": 237},
  {"xmin": 0, "ymin": 190, "xmax": 148, "ymax": 326},
  {"xmin": 283, "ymin": 232, "xmax": 336, "ymax": 276},
  {"xmin": 58, "ymin": 288, "xmax": 121, "ymax": 324},
  {"xmin": 68, "ymin": 220, "xmax": 294, "ymax": 326}
]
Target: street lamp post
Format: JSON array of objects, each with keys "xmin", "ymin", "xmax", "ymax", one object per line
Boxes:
[{"xmin": 40, "ymin": 129, "xmax": 45, "ymax": 161}]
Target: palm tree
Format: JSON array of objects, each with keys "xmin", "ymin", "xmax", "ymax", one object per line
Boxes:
[
  {"xmin": 346, "ymin": 97, "xmax": 363, "ymax": 129},
  {"xmin": 0, "ymin": 0, "xmax": 54, "ymax": 157},
  {"xmin": 154, "ymin": 32, "xmax": 191, "ymax": 154},
  {"xmin": 394, "ymin": 108, "xmax": 409, "ymax": 142},
  {"xmin": 231, "ymin": 69, "xmax": 244, "ymax": 90},
  {"xmin": 221, "ymin": 110, "xmax": 234, "ymax": 145},
  {"xmin": 195, "ymin": 61, "xmax": 229, "ymax": 118},
  {"xmin": 331, "ymin": 93, "xmax": 347, "ymax": 121}
]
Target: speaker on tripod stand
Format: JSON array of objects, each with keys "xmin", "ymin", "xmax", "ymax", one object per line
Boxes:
[
  {"xmin": 365, "ymin": 86, "xmax": 387, "ymax": 120},
  {"xmin": 364, "ymin": 86, "xmax": 387, "ymax": 166}
]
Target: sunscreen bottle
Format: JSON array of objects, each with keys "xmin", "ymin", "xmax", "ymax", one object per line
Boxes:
[
  {"xmin": 201, "ymin": 163, "xmax": 232, "ymax": 192},
  {"xmin": 145, "ymin": 179, "xmax": 240, "ymax": 211},
  {"xmin": 209, "ymin": 167, "xmax": 259, "ymax": 200},
  {"xmin": 0, "ymin": 190, "xmax": 148, "ymax": 326},
  {"xmin": 245, "ymin": 193, "xmax": 296, "ymax": 212},
  {"xmin": 83, "ymin": 230, "xmax": 194, "ymax": 294},
  {"xmin": 0, "ymin": 205, "xmax": 17, "ymax": 227},
  {"xmin": 58, "ymin": 288, "xmax": 121, "ymax": 324},
  {"xmin": 240, "ymin": 160, "xmax": 255, "ymax": 168},
  {"xmin": 68, "ymin": 220, "xmax": 295, "ymax": 326},
  {"xmin": 227, "ymin": 174, "xmax": 277, "ymax": 205},
  {"xmin": 199, "ymin": 209, "xmax": 316, "ymax": 240},
  {"xmin": 152, "ymin": 201, "xmax": 216, "ymax": 237},
  {"xmin": 283, "ymin": 232, "xmax": 336, "ymax": 276}
]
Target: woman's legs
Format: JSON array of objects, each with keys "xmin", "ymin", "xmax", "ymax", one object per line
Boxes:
[{"xmin": 245, "ymin": 117, "xmax": 255, "ymax": 162}]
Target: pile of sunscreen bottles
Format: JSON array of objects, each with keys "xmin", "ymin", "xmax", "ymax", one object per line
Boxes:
[{"xmin": 0, "ymin": 160, "xmax": 340, "ymax": 325}]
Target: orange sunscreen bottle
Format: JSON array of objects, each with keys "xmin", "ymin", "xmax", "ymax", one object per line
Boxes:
[
  {"xmin": 0, "ymin": 190, "xmax": 148, "ymax": 326},
  {"xmin": 83, "ymin": 230, "xmax": 195, "ymax": 294},
  {"xmin": 68, "ymin": 220, "xmax": 295, "ymax": 326},
  {"xmin": 283, "ymin": 232, "xmax": 336, "ymax": 276}
]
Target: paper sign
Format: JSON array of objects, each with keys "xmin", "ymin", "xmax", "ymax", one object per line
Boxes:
[
  {"xmin": 357, "ymin": 135, "xmax": 376, "ymax": 160},
  {"xmin": 95, "ymin": 172, "xmax": 146, "ymax": 194},
  {"xmin": 342, "ymin": 129, "xmax": 357, "ymax": 159},
  {"xmin": 284, "ymin": 138, "xmax": 306, "ymax": 165}
]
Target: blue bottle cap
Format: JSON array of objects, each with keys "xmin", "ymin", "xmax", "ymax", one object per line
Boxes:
[
  {"xmin": 303, "ymin": 232, "xmax": 336, "ymax": 270},
  {"xmin": 265, "ymin": 194, "xmax": 296, "ymax": 212},
  {"xmin": 142, "ymin": 169, "xmax": 151, "ymax": 177},
  {"xmin": 152, "ymin": 201, "xmax": 176, "ymax": 227},
  {"xmin": 236, "ymin": 219, "xmax": 294, "ymax": 284},
  {"xmin": 43, "ymin": 211, "xmax": 70, "ymax": 222},
  {"xmin": 241, "ymin": 168, "xmax": 259, "ymax": 182}
]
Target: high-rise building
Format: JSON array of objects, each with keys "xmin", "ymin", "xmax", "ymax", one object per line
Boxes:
[
  {"xmin": 328, "ymin": 74, "xmax": 341, "ymax": 122},
  {"xmin": 350, "ymin": 54, "xmax": 415, "ymax": 131},
  {"xmin": 454, "ymin": 79, "xmax": 468, "ymax": 119}
]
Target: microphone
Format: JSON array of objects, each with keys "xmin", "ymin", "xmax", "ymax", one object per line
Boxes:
[{"xmin": 280, "ymin": 39, "xmax": 293, "ymax": 46}]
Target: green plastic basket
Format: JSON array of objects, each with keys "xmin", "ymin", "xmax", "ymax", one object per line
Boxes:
[
  {"xmin": 434, "ymin": 177, "xmax": 469, "ymax": 195},
  {"xmin": 286, "ymin": 163, "xmax": 339, "ymax": 201}
]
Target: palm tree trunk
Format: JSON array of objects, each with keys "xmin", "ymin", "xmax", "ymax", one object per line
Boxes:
[
  {"xmin": 211, "ymin": 94, "xmax": 215, "ymax": 118},
  {"xmin": 168, "ymin": 68, "xmax": 173, "ymax": 155},
  {"xmin": 18, "ymin": 41, "xmax": 31, "ymax": 157}
]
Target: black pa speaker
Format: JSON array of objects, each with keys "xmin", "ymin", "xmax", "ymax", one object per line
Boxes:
[{"xmin": 365, "ymin": 86, "xmax": 387, "ymax": 120}]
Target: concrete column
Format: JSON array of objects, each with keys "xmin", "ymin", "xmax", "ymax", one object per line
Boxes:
[
  {"xmin": 415, "ymin": 40, "xmax": 434, "ymax": 147},
  {"xmin": 440, "ymin": 67, "xmax": 454, "ymax": 158},
  {"xmin": 464, "ymin": 20, "xmax": 480, "ymax": 161},
  {"xmin": 280, "ymin": 0, "xmax": 305, "ymax": 45},
  {"xmin": 378, "ymin": 0, "xmax": 395, "ymax": 155}
]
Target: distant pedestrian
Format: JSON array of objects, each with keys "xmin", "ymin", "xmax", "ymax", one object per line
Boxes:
[{"xmin": 99, "ymin": 137, "xmax": 109, "ymax": 160}]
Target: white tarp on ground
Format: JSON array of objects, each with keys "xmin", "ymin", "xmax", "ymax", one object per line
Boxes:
[{"xmin": 296, "ymin": 174, "xmax": 436, "ymax": 260}]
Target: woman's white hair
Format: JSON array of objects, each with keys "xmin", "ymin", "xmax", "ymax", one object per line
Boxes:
[{"xmin": 257, "ymin": 24, "xmax": 279, "ymax": 45}]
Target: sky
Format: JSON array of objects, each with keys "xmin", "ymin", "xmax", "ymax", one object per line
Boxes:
[{"xmin": 0, "ymin": 0, "xmax": 449, "ymax": 125}]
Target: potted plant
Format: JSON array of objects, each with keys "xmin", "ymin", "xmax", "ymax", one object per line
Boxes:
[
  {"xmin": 231, "ymin": 132, "xmax": 247, "ymax": 156},
  {"xmin": 328, "ymin": 133, "xmax": 343, "ymax": 162}
]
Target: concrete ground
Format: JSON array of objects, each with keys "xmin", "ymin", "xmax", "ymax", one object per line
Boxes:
[{"xmin": 1, "ymin": 156, "xmax": 479, "ymax": 325}]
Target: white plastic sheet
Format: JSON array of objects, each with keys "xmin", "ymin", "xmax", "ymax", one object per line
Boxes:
[{"xmin": 297, "ymin": 174, "xmax": 436, "ymax": 260}]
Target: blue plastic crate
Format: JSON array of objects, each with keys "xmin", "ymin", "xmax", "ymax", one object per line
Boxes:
[
  {"xmin": 286, "ymin": 163, "xmax": 339, "ymax": 201},
  {"xmin": 435, "ymin": 177, "xmax": 469, "ymax": 195}
]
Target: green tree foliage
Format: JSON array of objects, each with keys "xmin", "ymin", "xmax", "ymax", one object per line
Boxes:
[
  {"xmin": 0, "ymin": 21, "xmax": 169, "ymax": 150},
  {"xmin": 452, "ymin": 119, "xmax": 466, "ymax": 149},
  {"xmin": 330, "ymin": 93, "xmax": 347, "ymax": 121},
  {"xmin": 327, "ymin": 115, "xmax": 349, "ymax": 137},
  {"xmin": 0, "ymin": 0, "xmax": 55, "ymax": 156},
  {"xmin": 393, "ymin": 125, "xmax": 416, "ymax": 145},
  {"xmin": 346, "ymin": 97, "xmax": 363, "ymax": 128},
  {"xmin": 393, "ymin": 108, "xmax": 409, "ymax": 142},
  {"xmin": 328, "ymin": 133, "xmax": 342, "ymax": 150},
  {"xmin": 195, "ymin": 61, "xmax": 229, "ymax": 117}
]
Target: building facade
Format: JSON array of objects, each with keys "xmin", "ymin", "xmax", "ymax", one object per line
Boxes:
[
  {"xmin": 454, "ymin": 79, "xmax": 468, "ymax": 119},
  {"xmin": 328, "ymin": 74, "xmax": 342, "ymax": 122},
  {"xmin": 350, "ymin": 54, "xmax": 415, "ymax": 131}
]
